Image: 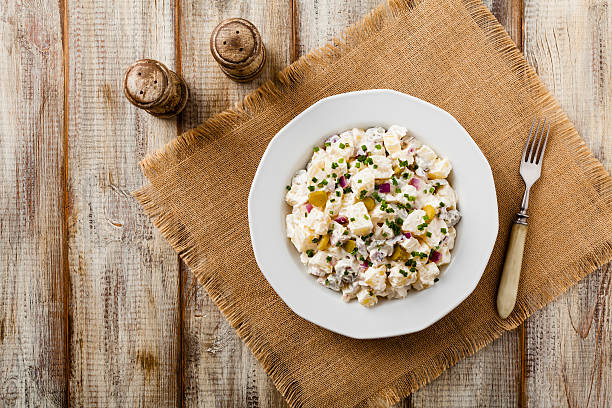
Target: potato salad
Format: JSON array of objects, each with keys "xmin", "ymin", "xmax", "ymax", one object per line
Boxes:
[{"xmin": 284, "ymin": 126, "xmax": 461, "ymax": 307}]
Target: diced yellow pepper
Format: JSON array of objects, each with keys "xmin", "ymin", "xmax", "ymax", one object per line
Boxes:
[
  {"xmin": 343, "ymin": 239, "xmax": 356, "ymax": 253},
  {"xmin": 308, "ymin": 191, "xmax": 328, "ymax": 208},
  {"xmin": 317, "ymin": 234, "xmax": 330, "ymax": 250},
  {"xmin": 362, "ymin": 197, "xmax": 376, "ymax": 211},
  {"xmin": 423, "ymin": 205, "xmax": 436, "ymax": 223}
]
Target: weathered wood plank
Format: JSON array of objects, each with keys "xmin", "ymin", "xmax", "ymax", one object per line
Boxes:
[
  {"xmin": 483, "ymin": 0, "xmax": 524, "ymax": 49},
  {"xmin": 296, "ymin": 0, "xmax": 382, "ymax": 55},
  {"xmin": 0, "ymin": 1, "xmax": 67, "ymax": 406},
  {"xmin": 298, "ymin": 0, "xmax": 522, "ymax": 405},
  {"xmin": 66, "ymin": 0, "xmax": 180, "ymax": 405},
  {"xmin": 411, "ymin": 2, "xmax": 523, "ymax": 406},
  {"xmin": 178, "ymin": 1, "xmax": 291, "ymax": 406},
  {"xmin": 522, "ymin": 1, "xmax": 611, "ymax": 406}
]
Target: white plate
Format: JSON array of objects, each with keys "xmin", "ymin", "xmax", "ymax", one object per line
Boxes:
[{"xmin": 248, "ymin": 89, "xmax": 498, "ymax": 339}]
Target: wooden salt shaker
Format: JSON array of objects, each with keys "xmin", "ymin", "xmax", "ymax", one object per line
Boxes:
[
  {"xmin": 210, "ymin": 18, "xmax": 266, "ymax": 82},
  {"xmin": 123, "ymin": 59, "xmax": 188, "ymax": 118}
]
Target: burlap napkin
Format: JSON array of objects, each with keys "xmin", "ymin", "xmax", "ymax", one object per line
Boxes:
[{"xmin": 134, "ymin": 0, "xmax": 612, "ymax": 406}]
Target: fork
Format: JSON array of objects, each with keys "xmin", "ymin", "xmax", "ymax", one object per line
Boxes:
[{"xmin": 497, "ymin": 117, "xmax": 551, "ymax": 319}]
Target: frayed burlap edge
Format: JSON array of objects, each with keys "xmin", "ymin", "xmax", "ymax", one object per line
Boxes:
[{"xmin": 134, "ymin": 0, "xmax": 612, "ymax": 407}]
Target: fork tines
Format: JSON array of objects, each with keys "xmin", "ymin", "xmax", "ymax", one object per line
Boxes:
[{"xmin": 522, "ymin": 117, "xmax": 551, "ymax": 165}]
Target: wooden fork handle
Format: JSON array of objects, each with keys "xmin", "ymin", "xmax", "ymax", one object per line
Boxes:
[{"xmin": 497, "ymin": 223, "xmax": 528, "ymax": 319}]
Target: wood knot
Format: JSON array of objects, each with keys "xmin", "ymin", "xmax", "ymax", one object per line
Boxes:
[{"xmin": 1, "ymin": 377, "xmax": 18, "ymax": 404}]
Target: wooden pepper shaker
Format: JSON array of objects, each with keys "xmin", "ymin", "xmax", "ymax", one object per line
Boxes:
[
  {"xmin": 123, "ymin": 59, "xmax": 188, "ymax": 118},
  {"xmin": 210, "ymin": 18, "xmax": 266, "ymax": 82}
]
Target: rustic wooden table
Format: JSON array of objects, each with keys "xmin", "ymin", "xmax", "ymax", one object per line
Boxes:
[{"xmin": 1, "ymin": 0, "xmax": 609, "ymax": 406}]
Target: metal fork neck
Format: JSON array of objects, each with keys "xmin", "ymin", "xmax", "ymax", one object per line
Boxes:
[
  {"xmin": 515, "ymin": 210, "xmax": 529, "ymax": 225},
  {"xmin": 516, "ymin": 186, "xmax": 530, "ymax": 225}
]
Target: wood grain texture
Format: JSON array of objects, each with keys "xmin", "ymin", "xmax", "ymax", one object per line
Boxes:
[
  {"xmin": 522, "ymin": 1, "xmax": 611, "ymax": 406},
  {"xmin": 178, "ymin": 1, "xmax": 291, "ymax": 406},
  {"xmin": 294, "ymin": 2, "xmax": 521, "ymax": 407},
  {"xmin": 403, "ymin": 1, "xmax": 523, "ymax": 406},
  {"xmin": 296, "ymin": 0, "xmax": 382, "ymax": 56},
  {"xmin": 0, "ymin": 0, "xmax": 609, "ymax": 406},
  {"xmin": 66, "ymin": 0, "xmax": 180, "ymax": 405},
  {"xmin": 484, "ymin": 0, "xmax": 524, "ymax": 49},
  {"xmin": 0, "ymin": 1, "xmax": 67, "ymax": 406}
]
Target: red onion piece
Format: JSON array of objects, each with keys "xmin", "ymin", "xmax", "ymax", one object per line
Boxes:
[
  {"xmin": 409, "ymin": 178, "xmax": 421, "ymax": 188},
  {"xmin": 334, "ymin": 216, "xmax": 349, "ymax": 225},
  {"xmin": 403, "ymin": 232, "xmax": 412, "ymax": 239},
  {"xmin": 338, "ymin": 176, "xmax": 347, "ymax": 188},
  {"xmin": 360, "ymin": 261, "xmax": 369, "ymax": 270},
  {"xmin": 379, "ymin": 183, "xmax": 391, "ymax": 193},
  {"xmin": 430, "ymin": 250, "xmax": 441, "ymax": 263},
  {"xmin": 306, "ymin": 203, "xmax": 313, "ymax": 213}
]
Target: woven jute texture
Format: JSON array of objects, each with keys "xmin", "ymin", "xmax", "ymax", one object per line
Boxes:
[{"xmin": 134, "ymin": 0, "xmax": 612, "ymax": 406}]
